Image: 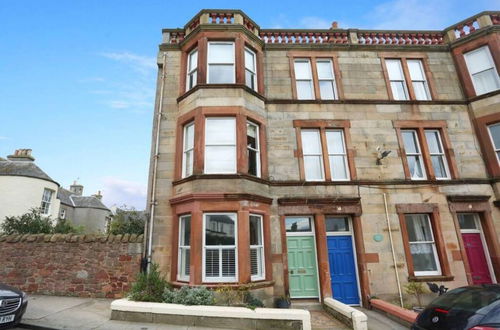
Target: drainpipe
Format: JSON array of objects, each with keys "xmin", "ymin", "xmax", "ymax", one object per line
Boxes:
[
  {"xmin": 383, "ymin": 192, "xmax": 404, "ymax": 307},
  {"xmin": 145, "ymin": 52, "xmax": 167, "ymax": 272}
]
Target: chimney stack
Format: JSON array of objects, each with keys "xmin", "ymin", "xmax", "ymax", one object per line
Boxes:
[
  {"xmin": 7, "ymin": 149, "xmax": 35, "ymax": 162},
  {"xmin": 331, "ymin": 21, "xmax": 339, "ymax": 29},
  {"xmin": 92, "ymin": 190, "xmax": 103, "ymax": 200},
  {"xmin": 70, "ymin": 181, "xmax": 84, "ymax": 196}
]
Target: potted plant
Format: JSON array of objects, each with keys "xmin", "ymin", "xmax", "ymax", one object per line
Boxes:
[
  {"xmin": 275, "ymin": 292, "xmax": 291, "ymax": 308},
  {"xmin": 404, "ymin": 281, "xmax": 427, "ymax": 313}
]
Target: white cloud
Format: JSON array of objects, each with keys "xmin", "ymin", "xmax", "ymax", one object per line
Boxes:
[
  {"xmin": 101, "ymin": 177, "xmax": 147, "ymax": 210},
  {"xmin": 299, "ymin": 16, "xmax": 332, "ymax": 29},
  {"xmin": 368, "ymin": 0, "xmax": 453, "ymax": 30},
  {"xmin": 0, "ymin": 136, "xmax": 8, "ymax": 140},
  {"xmin": 100, "ymin": 52, "xmax": 156, "ymax": 75}
]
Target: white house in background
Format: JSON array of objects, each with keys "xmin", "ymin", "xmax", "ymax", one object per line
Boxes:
[{"xmin": 0, "ymin": 149, "xmax": 111, "ymax": 233}]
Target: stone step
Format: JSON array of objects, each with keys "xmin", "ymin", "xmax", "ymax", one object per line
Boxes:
[{"xmin": 291, "ymin": 299, "xmax": 324, "ymax": 311}]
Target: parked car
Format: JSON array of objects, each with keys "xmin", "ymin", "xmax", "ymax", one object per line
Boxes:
[
  {"xmin": 0, "ymin": 283, "xmax": 28, "ymax": 329},
  {"xmin": 412, "ymin": 284, "xmax": 500, "ymax": 330}
]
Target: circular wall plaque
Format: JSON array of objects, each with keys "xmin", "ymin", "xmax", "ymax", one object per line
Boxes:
[{"xmin": 373, "ymin": 234, "xmax": 383, "ymax": 242}]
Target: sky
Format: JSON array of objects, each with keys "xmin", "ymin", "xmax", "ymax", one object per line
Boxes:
[{"xmin": 1, "ymin": 0, "xmax": 497, "ymax": 210}]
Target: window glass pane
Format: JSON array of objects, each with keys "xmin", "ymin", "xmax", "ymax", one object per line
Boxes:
[
  {"xmin": 206, "ymin": 118, "xmax": 235, "ymax": 145},
  {"xmin": 205, "ymin": 214, "xmax": 235, "ymax": 245},
  {"xmin": 405, "ymin": 214, "xmax": 433, "ymax": 242},
  {"xmin": 188, "ymin": 72, "xmax": 197, "ymax": 89},
  {"xmin": 330, "ymin": 155, "xmax": 348, "ymax": 180},
  {"xmin": 208, "ymin": 65, "xmax": 234, "ymax": 83},
  {"xmin": 413, "ymin": 81, "xmax": 430, "ymax": 100},
  {"xmin": 391, "ymin": 81, "xmax": 408, "ymax": 100},
  {"xmin": 407, "ymin": 60, "xmax": 425, "ymax": 81},
  {"xmin": 205, "ymin": 249, "xmax": 219, "ymax": 277},
  {"xmin": 431, "ymin": 155, "xmax": 447, "ymax": 178},
  {"xmin": 189, "ymin": 50, "xmax": 198, "ymax": 70},
  {"xmin": 465, "ymin": 47, "xmax": 494, "ymax": 74},
  {"xmin": 208, "ymin": 43, "xmax": 233, "ymax": 63},
  {"xmin": 489, "ymin": 124, "xmax": 500, "ymax": 149},
  {"xmin": 326, "ymin": 130, "xmax": 345, "ymax": 153},
  {"xmin": 184, "ymin": 150, "xmax": 193, "ymax": 176},
  {"xmin": 319, "ymin": 81, "xmax": 335, "ymax": 100},
  {"xmin": 286, "ymin": 217, "xmax": 312, "ymax": 232},
  {"xmin": 402, "ymin": 131, "xmax": 418, "ymax": 154},
  {"xmin": 386, "ymin": 59, "xmax": 404, "ymax": 80},
  {"xmin": 294, "ymin": 60, "xmax": 312, "ymax": 79},
  {"xmin": 425, "ymin": 131, "xmax": 442, "ymax": 154},
  {"xmin": 245, "ymin": 70, "xmax": 255, "ymax": 89},
  {"xmin": 473, "ymin": 69, "xmax": 500, "ymax": 95},
  {"xmin": 250, "ymin": 248, "xmax": 261, "ymax": 276},
  {"xmin": 301, "ymin": 130, "xmax": 322, "ymax": 154},
  {"xmin": 458, "ymin": 214, "xmax": 477, "ymax": 230},
  {"xmin": 410, "ymin": 243, "xmax": 438, "ymax": 272},
  {"xmin": 185, "ymin": 124, "xmax": 194, "ymax": 150},
  {"xmin": 316, "ymin": 60, "xmax": 333, "ymax": 79},
  {"xmin": 245, "ymin": 49, "xmax": 255, "ymax": 71},
  {"xmin": 325, "ymin": 217, "xmax": 349, "ymax": 232},
  {"xmin": 247, "ymin": 123, "xmax": 257, "ymax": 148},
  {"xmin": 221, "ymin": 249, "xmax": 236, "ymax": 276},
  {"xmin": 296, "ymin": 81, "xmax": 314, "ymax": 99},
  {"xmin": 304, "ymin": 156, "xmax": 323, "ymax": 180},
  {"xmin": 205, "ymin": 146, "xmax": 236, "ymax": 173},
  {"xmin": 249, "ymin": 215, "xmax": 262, "ymax": 245},
  {"xmin": 407, "ymin": 156, "xmax": 424, "ymax": 179},
  {"xmin": 180, "ymin": 216, "xmax": 191, "ymax": 245}
]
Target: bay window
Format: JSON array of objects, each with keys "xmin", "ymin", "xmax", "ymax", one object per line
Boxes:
[
  {"xmin": 203, "ymin": 213, "xmax": 237, "ymax": 282},
  {"xmin": 182, "ymin": 122, "xmax": 194, "ymax": 178},
  {"xmin": 249, "ymin": 214, "xmax": 265, "ymax": 281},
  {"xmin": 404, "ymin": 214, "xmax": 441, "ymax": 276},
  {"xmin": 294, "ymin": 59, "xmax": 314, "ymax": 100},
  {"xmin": 186, "ymin": 49, "xmax": 198, "ymax": 90},
  {"xmin": 464, "ymin": 46, "xmax": 500, "ymax": 96},
  {"xmin": 178, "ymin": 215, "xmax": 191, "ymax": 281},
  {"xmin": 488, "ymin": 123, "xmax": 500, "ymax": 163},
  {"xmin": 301, "ymin": 129, "xmax": 324, "ymax": 181},
  {"xmin": 207, "ymin": 42, "xmax": 235, "ymax": 84},
  {"xmin": 40, "ymin": 188, "xmax": 53, "ymax": 215},
  {"xmin": 386, "ymin": 59, "xmax": 409, "ymax": 100},
  {"xmin": 204, "ymin": 117, "xmax": 236, "ymax": 174},
  {"xmin": 245, "ymin": 47, "xmax": 257, "ymax": 90}
]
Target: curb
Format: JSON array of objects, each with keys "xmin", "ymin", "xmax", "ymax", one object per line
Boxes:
[{"xmin": 18, "ymin": 323, "xmax": 58, "ymax": 330}]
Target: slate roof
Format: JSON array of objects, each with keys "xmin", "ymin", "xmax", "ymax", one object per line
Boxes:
[
  {"xmin": 57, "ymin": 188, "xmax": 110, "ymax": 211},
  {"xmin": 0, "ymin": 159, "xmax": 58, "ymax": 184}
]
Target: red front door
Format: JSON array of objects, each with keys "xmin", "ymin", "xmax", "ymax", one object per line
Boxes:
[{"xmin": 462, "ymin": 233, "xmax": 492, "ymax": 284}]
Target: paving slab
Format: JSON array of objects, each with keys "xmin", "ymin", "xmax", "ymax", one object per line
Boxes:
[{"xmin": 355, "ymin": 307, "xmax": 409, "ymax": 330}]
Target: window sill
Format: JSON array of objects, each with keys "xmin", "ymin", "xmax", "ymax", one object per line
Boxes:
[
  {"xmin": 170, "ymin": 280, "xmax": 275, "ymax": 289},
  {"xmin": 408, "ymin": 275, "xmax": 454, "ymax": 282},
  {"xmin": 177, "ymin": 83, "xmax": 265, "ymax": 103}
]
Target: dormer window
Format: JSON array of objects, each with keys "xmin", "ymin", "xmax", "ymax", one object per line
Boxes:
[{"xmin": 207, "ymin": 42, "xmax": 235, "ymax": 84}]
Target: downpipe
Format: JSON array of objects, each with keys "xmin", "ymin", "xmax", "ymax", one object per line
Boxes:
[{"xmin": 384, "ymin": 192, "xmax": 404, "ymax": 307}]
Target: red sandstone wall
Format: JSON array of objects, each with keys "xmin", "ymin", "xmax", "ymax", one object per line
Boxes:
[{"xmin": 0, "ymin": 233, "xmax": 143, "ymax": 298}]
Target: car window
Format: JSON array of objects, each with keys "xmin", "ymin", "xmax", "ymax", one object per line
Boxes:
[{"xmin": 432, "ymin": 287, "xmax": 500, "ymax": 313}]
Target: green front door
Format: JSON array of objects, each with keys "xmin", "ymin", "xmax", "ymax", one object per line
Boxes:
[{"xmin": 287, "ymin": 236, "xmax": 319, "ymax": 298}]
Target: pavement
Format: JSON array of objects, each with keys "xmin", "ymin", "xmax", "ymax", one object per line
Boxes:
[{"xmin": 13, "ymin": 295, "xmax": 409, "ymax": 330}]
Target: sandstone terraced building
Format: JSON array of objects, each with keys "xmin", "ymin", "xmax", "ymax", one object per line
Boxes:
[{"xmin": 146, "ymin": 10, "xmax": 500, "ymax": 306}]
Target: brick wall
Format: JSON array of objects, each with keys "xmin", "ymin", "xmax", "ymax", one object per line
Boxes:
[{"xmin": 0, "ymin": 233, "xmax": 143, "ymax": 298}]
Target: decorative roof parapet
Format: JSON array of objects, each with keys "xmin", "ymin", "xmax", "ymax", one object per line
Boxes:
[{"xmin": 161, "ymin": 9, "xmax": 500, "ymax": 47}]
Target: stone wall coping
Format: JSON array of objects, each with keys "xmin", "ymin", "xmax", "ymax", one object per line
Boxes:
[
  {"xmin": 323, "ymin": 298, "xmax": 367, "ymax": 330},
  {"xmin": 370, "ymin": 299, "xmax": 418, "ymax": 324},
  {"xmin": 0, "ymin": 233, "xmax": 144, "ymax": 243},
  {"xmin": 111, "ymin": 299, "xmax": 311, "ymax": 330}
]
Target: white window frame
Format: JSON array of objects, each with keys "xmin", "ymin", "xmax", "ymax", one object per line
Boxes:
[
  {"xmin": 301, "ymin": 129, "xmax": 325, "ymax": 181},
  {"xmin": 402, "ymin": 129, "xmax": 427, "ymax": 180},
  {"xmin": 487, "ymin": 123, "xmax": 500, "ymax": 164},
  {"xmin": 407, "ymin": 59, "xmax": 431, "ymax": 100},
  {"xmin": 316, "ymin": 59, "xmax": 337, "ymax": 100},
  {"xmin": 247, "ymin": 121, "xmax": 261, "ymax": 177},
  {"xmin": 424, "ymin": 129, "xmax": 450, "ymax": 180},
  {"xmin": 202, "ymin": 213, "xmax": 238, "ymax": 283},
  {"xmin": 386, "ymin": 59, "xmax": 409, "ymax": 100},
  {"xmin": 60, "ymin": 209, "xmax": 66, "ymax": 219},
  {"xmin": 250, "ymin": 214, "xmax": 265, "ymax": 281},
  {"xmin": 204, "ymin": 117, "xmax": 237, "ymax": 174},
  {"xmin": 326, "ymin": 129, "xmax": 349, "ymax": 181},
  {"xmin": 40, "ymin": 188, "xmax": 53, "ymax": 215},
  {"xmin": 177, "ymin": 214, "xmax": 191, "ymax": 282},
  {"xmin": 244, "ymin": 47, "xmax": 257, "ymax": 91},
  {"xmin": 186, "ymin": 48, "xmax": 198, "ymax": 91},
  {"xmin": 182, "ymin": 122, "xmax": 195, "ymax": 178},
  {"xmin": 294, "ymin": 59, "xmax": 314, "ymax": 100},
  {"xmin": 464, "ymin": 46, "xmax": 500, "ymax": 96},
  {"xmin": 405, "ymin": 214, "xmax": 442, "ymax": 277},
  {"xmin": 207, "ymin": 42, "xmax": 235, "ymax": 84}
]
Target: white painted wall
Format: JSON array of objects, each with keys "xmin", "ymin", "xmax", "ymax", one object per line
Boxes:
[{"xmin": 0, "ymin": 176, "xmax": 60, "ymax": 226}]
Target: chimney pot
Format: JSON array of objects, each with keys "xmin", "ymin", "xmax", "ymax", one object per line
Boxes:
[
  {"xmin": 331, "ymin": 21, "xmax": 339, "ymax": 29},
  {"xmin": 7, "ymin": 149, "xmax": 35, "ymax": 161}
]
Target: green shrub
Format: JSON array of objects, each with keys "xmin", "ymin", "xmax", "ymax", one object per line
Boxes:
[
  {"xmin": 109, "ymin": 206, "xmax": 145, "ymax": 235},
  {"xmin": 163, "ymin": 286, "xmax": 214, "ymax": 306},
  {"xmin": 128, "ymin": 263, "xmax": 169, "ymax": 302},
  {"xmin": 53, "ymin": 219, "xmax": 84, "ymax": 234},
  {"xmin": 243, "ymin": 292, "xmax": 264, "ymax": 309},
  {"xmin": 404, "ymin": 281, "xmax": 427, "ymax": 307},
  {"xmin": 1, "ymin": 209, "xmax": 54, "ymax": 234}
]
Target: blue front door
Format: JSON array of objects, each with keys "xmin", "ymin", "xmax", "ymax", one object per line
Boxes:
[{"xmin": 327, "ymin": 236, "xmax": 360, "ymax": 305}]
